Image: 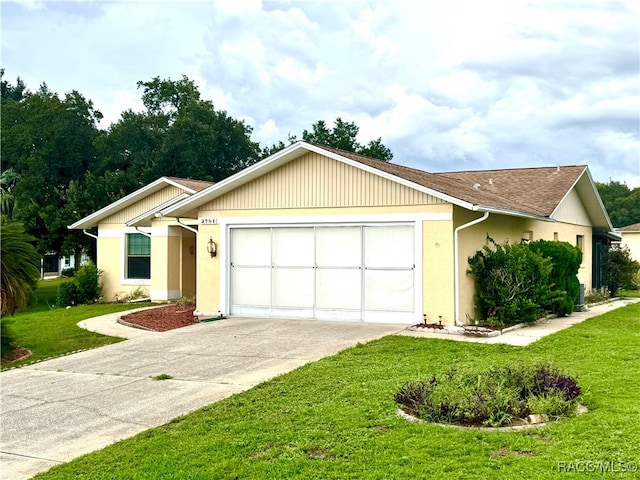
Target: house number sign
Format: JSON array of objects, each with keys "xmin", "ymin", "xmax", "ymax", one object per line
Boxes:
[{"xmin": 200, "ymin": 218, "xmax": 218, "ymax": 224}]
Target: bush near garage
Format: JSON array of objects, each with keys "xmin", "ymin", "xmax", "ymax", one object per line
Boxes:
[
  {"xmin": 529, "ymin": 240, "xmax": 583, "ymax": 316},
  {"xmin": 467, "ymin": 239, "xmax": 560, "ymax": 326},
  {"xmin": 56, "ymin": 262, "xmax": 102, "ymax": 306}
]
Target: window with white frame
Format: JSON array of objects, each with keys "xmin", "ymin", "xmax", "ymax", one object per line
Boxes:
[{"xmin": 126, "ymin": 233, "xmax": 151, "ymax": 279}]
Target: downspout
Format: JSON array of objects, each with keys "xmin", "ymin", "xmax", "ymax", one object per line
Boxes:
[
  {"xmin": 454, "ymin": 211, "xmax": 489, "ymax": 326},
  {"xmin": 82, "ymin": 229, "xmax": 98, "ymax": 241},
  {"xmin": 134, "ymin": 227, "xmax": 152, "ymax": 237},
  {"xmin": 175, "ymin": 218, "xmax": 198, "ymax": 235}
]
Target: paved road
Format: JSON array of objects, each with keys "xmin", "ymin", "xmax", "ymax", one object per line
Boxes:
[{"xmin": 0, "ymin": 315, "xmax": 403, "ymax": 480}]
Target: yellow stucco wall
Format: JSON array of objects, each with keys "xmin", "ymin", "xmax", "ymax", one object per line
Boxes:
[
  {"xmin": 196, "ymin": 224, "xmax": 221, "ymax": 315},
  {"xmin": 422, "ymin": 214, "xmax": 455, "ymax": 324},
  {"xmin": 621, "ymin": 232, "xmax": 640, "ymax": 263}
]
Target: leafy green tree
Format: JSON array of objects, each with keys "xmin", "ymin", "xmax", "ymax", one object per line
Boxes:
[
  {"xmin": 1, "ymin": 81, "xmax": 102, "ymax": 261},
  {"xmin": 96, "ymin": 76, "xmax": 260, "ymax": 184},
  {"xmin": 596, "ymin": 181, "xmax": 640, "ymax": 228},
  {"xmin": 265, "ymin": 117, "xmax": 393, "ymax": 161},
  {"xmin": 302, "ymin": 117, "xmax": 393, "ymax": 161},
  {"xmin": 0, "ymin": 69, "xmax": 27, "ymax": 103},
  {"xmin": 0, "ymin": 168, "xmax": 20, "ymax": 220},
  {"xmin": 0, "ymin": 221, "xmax": 41, "ymax": 315}
]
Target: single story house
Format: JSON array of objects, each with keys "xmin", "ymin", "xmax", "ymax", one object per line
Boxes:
[
  {"xmin": 70, "ymin": 142, "xmax": 615, "ymax": 325},
  {"xmin": 616, "ymin": 222, "xmax": 640, "ymax": 262}
]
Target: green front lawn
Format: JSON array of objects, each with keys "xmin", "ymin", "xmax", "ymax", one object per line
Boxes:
[
  {"xmin": 35, "ymin": 303, "xmax": 640, "ymax": 479},
  {"xmin": 2, "ymin": 279, "xmax": 154, "ymax": 370}
]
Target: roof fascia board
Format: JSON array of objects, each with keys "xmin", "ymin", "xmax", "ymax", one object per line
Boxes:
[
  {"xmin": 474, "ymin": 205, "xmax": 553, "ymax": 222},
  {"xmin": 163, "ymin": 178, "xmax": 198, "ymax": 194},
  {"xmin": 69, "ymin": 176, "xmax": 188, "ymax": 230},
  {"xmin": 125, "ymin": 193, "xmax": 191, "ymax": 227},
  {"xmin": 550, "ymin": 167, "xmax": 613, "ymax": 231},
  {"xmin": 581, "ymin": 167, "xmax": 614, "ymax": 231}
]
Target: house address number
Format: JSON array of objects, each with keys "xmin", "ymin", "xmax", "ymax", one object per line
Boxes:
[{"xmin": 200, "ymin": 218, "xmax": 218, "ymax": 224}]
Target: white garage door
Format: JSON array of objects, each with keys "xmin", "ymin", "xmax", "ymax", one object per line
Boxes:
[{"xmin": 230, "ymin": 224, "xmax": 414, "ymax": 323}]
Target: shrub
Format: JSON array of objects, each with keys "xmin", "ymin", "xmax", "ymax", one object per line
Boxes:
[
  {"xmin": 467, "ymin": 239, "xmax": 557, "ymax": 326},
  {"xmin": 395, "ymin": 363, "xmax": 581, "ymax": 427},
  {"xmin": 57, "ymin": 281, "xmax": 79, "ymax": 307},
  {"xmin": 529, "ymin": 240, "xmax": 582, "ymax": 316},
  {"xmin": 61, "ymin": 267, "xmax": 75, "ymax": 277},
  {"xmin": 603, "ymin": 246, "xmax": 640, "ymax": 296},
  {"xmin": 56, "ymin": 262, "xmax": 102, "ymax": 307}
]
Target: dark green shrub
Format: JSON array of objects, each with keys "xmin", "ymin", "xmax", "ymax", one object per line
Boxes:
[
  {"xmin": 395, "ymin": 363, "xmax": 581, "ymax": 427},
  {"xmin": 529, "ymin": 240, "xmax": 582, "ymax": 316},
  {"xmin": 56, "ymin": 262, "xmax": 102, "ymax": 307},
  {"xmin": 56, "ymin": 280, "xmax": 79, "ymax": 307},
  {"xmin": 604, "ymin": 246, "xmax": 640, "ymax": 296},
  {"xmin": 61, "ymin": 267, "xmax": 75, "ymax": 277},
  {"xmin": 74, "ymin": 262, "xmax": 102, "ymax": 304},
  {"xmin": 467, "ymin": 239, "xmax": 557, "ymax": 325}
]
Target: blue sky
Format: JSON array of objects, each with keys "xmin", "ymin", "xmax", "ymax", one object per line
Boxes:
[{"xmin": 2, "ymin": 0, "xmax": 639, "ymax": 186}]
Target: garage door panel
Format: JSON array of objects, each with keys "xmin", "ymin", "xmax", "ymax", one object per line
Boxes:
[
  {"xmin": 231, "ymin": 228, "xmax": 271, "ymax": 265},
  {"xmin": 316, "ymin": 226, "xmax": 361, "ymax": 267},
  {"xmin": 272, "ymin": 268, "xmax": 314, "ymax": 307},
  {"xmin": 364, "ymin": 225, "xmax": 414, "ymax": 268},
  {"xmin": 273, "ymin": 228, "xmax": 314, "ymax": 266},
  {"xmin": 231, "ymin": 267, "xmax": 271, "ymax": 306},
  {"xmin": 364, "ymin": 269, "xmax": 414, "ymax": 312},
  {"xmin": 315, "ymin": 268, "xmax": 361, "ymax": 309}
]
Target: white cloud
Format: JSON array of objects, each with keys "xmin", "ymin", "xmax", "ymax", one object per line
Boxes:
[{"xmin": 1, "ymin": 0, "xmax": 638, "ymax": 187}]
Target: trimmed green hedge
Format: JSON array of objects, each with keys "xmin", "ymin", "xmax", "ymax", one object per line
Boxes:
[{"xmin": 468, "ymin": 238, "xmax": 582, "ymax": 326}]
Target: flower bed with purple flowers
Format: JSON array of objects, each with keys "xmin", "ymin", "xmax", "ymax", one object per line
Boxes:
[{"xmin": 395, "ymin": 363, "xmax": 582, "ymax": 427}]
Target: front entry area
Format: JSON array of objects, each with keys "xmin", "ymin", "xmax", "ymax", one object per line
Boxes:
[{"xmin": 229, "ymin": 224, "xmax": 415, "ymax": 323}]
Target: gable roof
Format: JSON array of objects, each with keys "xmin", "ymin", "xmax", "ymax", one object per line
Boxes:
[
  {"xmin": 618, "ymin": 222, "xmax": 640, "ymax": 232},
  {"xmin": 68, "ymin": 176, "xmax": 214, "ymax": 230},
  {"xmin": 163, "ymin": 142, "xmax": 612, "ymax": 229}
]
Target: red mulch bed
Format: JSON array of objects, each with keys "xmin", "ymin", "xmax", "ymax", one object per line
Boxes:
[
  {"xmin": 1, "ymin": 347, "xmax": 32, "ymax": 365},
  {"xmin": 120, "ymin": 305, "xmax": 198, "ymax": 332}
]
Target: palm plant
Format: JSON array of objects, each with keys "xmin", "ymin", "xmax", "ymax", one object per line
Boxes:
[{"xmin": 1, "ymin": 220, "xmax": 41, "ymax": 315}]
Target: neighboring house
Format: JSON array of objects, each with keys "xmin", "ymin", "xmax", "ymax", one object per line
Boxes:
[
  {"xmin": 69, "ymin": 176, "xmax": 214, "ymax": 302},
  {"xmin": 70, "ymin": 142, "xmax": 616, "ymax": 325},
  {"xmin": 42, "ymin": 252, "xmax": 90, "ymax": 278},
  {"xmin": 617, "ymin": 222, "xmax": 640, "ymax": 262}
]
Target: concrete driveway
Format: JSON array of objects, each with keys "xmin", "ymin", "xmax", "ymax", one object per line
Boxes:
[{"xmin": 0, "ymin": 314, "xmax": 403, "ymax": 480}]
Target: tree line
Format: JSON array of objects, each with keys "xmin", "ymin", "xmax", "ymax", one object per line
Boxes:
[
  {"xmin": 1, "ymin": 70, "xmax": 393, "ymax": 269},
  {"xmin": 2, "ymin": 69, "xmax": 639, "ymax": 273}
]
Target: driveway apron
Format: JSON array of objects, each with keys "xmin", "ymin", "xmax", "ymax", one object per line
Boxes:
[{"xmin": 0, "ymin": 317, "xmax": 402, "ymax": 480}]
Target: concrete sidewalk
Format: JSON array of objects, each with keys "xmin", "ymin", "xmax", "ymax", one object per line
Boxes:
[{"xmin": 397, "ymin": 297, "xmax": 640, "ymax": 345}]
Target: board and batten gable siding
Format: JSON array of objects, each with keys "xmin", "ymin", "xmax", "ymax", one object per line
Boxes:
[
  {"xmin": 552, "ymin": 188, "xmax": 593, "ymax": 226},
  {"xmin": 201, "ymin": 152, "xmax": 446, "ymax": 211},
  {"xmin": 101, "ymin": 186, "xmax": 185, "ymax": 224}
]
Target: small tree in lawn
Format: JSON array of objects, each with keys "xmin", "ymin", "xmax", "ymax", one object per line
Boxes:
[{"xmin": 603, "ymin": 246, "xmax": 640, "ymax": 296}]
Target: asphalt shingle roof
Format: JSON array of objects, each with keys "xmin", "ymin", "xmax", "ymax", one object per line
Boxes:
[{"xmin": 318, "ymin": 145, "xmax": 585, "ymax": 218}]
